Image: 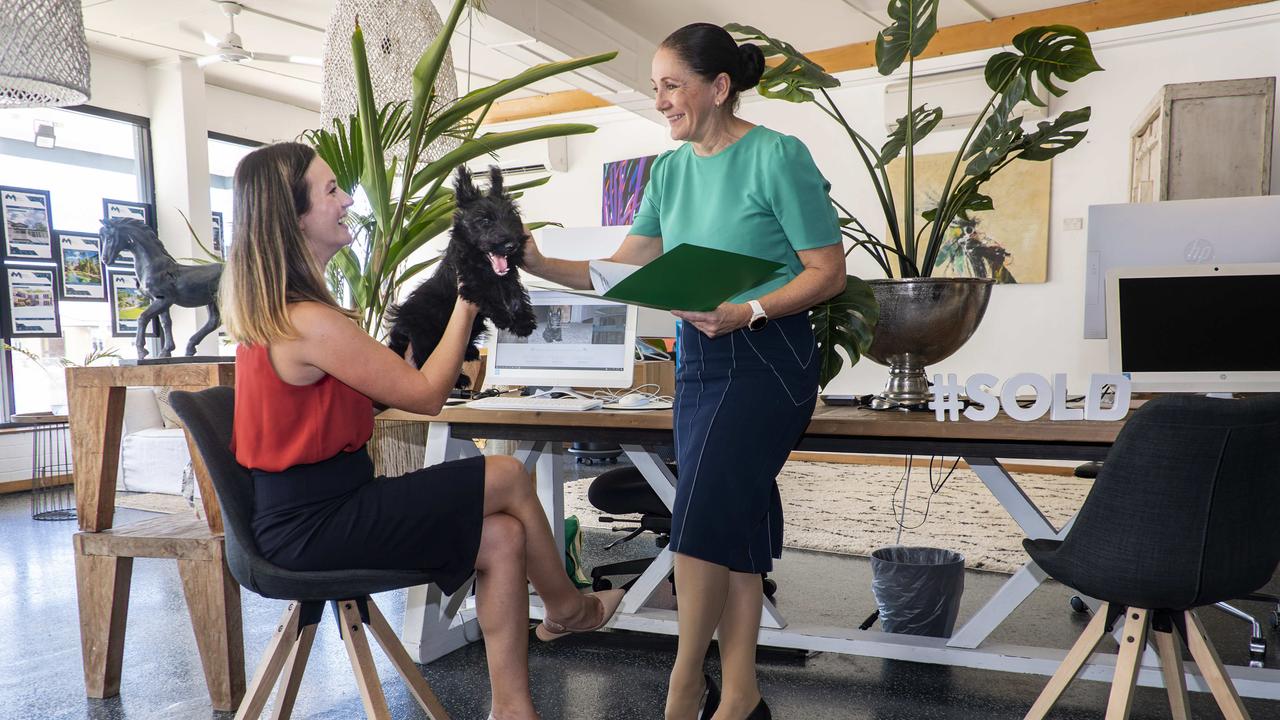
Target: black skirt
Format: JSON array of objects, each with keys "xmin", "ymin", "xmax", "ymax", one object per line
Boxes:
[
  {"xmin": 669, "ymin": 311, "xmax": 819, "ymax": 574},
  {"xmin": 251, "ymin": 446, "xmax": 486, "ymax": 595}
]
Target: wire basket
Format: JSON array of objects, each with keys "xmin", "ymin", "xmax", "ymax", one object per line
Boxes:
[{"xmin": 27, "ymin": 418, "xmax": 74, "ymax": 521}]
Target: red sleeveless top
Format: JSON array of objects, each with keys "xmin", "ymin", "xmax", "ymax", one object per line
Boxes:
[{"xmin": 232, "ymin": 343, "xmax": 374, "ymax": 472}]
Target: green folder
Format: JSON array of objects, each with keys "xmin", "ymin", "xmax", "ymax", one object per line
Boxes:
[{"xmin": 590, "ymin": 244, "xmax": 784, "ymax": 312}]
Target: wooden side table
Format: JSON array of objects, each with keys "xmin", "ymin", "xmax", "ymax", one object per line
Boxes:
[{"xmin": 66, "ymin": 362, "xmax": 243, "ymax": 711}]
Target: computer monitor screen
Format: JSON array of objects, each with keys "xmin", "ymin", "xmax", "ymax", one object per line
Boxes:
[
  {"xmin": 1083, "ymin": 195, "xmax": 1280, "ymax": 338},
  {"xmin": 485, "ymin": 289, "xmax": 637, "ymax": 389},
  {"xmin": 1106, "ymin": 263, "xmax": 1280, "ymax": 392}
]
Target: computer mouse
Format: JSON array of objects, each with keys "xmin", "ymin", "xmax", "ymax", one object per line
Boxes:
[{"xmin": 616, "ymin": 393, "xmax": 650, "ymax": 408}]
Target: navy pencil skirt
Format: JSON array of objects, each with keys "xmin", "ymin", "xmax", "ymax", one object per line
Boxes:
[
  {"xmin": 251, "ymin": 447, "xmax": 486, "ymax": 595},
  {"xmin": 669, "ymin": 311, "xmax": 819, "ymax": 574}
]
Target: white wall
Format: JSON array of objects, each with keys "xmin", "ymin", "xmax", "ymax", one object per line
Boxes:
[{"xmin": 491, "ymin": 2, "xmax": 1280, "ymax": 397}]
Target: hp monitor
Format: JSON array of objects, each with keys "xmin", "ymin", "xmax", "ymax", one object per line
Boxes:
[
  {"xmin": 1084, "ymin": 195, "xmax": 1280, "ymax": 338},
  {"xmin": 1106, "ymin": 263, "xmax": 1280, "ymax": 393},
  {"xmin": 485, "ymin": 289, "xmax": 637, "ymax": 389}
]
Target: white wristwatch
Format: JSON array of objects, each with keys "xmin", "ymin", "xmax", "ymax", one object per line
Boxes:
[{"xmin": 747, "ymin": 300, "xmax": 768, "ymax": 331}]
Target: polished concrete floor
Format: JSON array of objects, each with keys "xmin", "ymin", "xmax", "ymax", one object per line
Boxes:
[{"xmin": 3, "ymin": 483, "xmax": 1280, "ymax": 720}]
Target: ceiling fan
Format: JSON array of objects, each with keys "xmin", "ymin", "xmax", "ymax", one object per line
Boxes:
[{"xmin": 181, "ymin": 1, "xmax": 320, "ymax": 69}]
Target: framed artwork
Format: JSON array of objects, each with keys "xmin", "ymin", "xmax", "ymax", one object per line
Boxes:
[
  {"xmin": 602, "ymin": 155, "xmax": 657, "ymax": 226},
  {"xmin": 0, "ymin": 186, "xmax": 55, "ymax": 261},
  {"xmin": 211, "ymin": 211, "xmax": 225, "ymax": 258},
  {"xmin": 887, "ymin": 153, "xmax": 1051, "ymax": 284},
  {"xmin": 102, "ymin": 198, "xmax": 151, "ymax": 268},
  {"xmin": 1, "ymin": 265, "xmax": 62, "ymax": 338},
  {"xmin": 54, "ymin": 230, "xmax": 106, "ymax": 301},
  {"xmin": 108, "ymin": 269, "xmax": 152, "ymax": 338}
]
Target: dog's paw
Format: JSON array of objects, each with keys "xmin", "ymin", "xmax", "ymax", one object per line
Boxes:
[{"xmin": 456, "ymin": 372, "xmax": 472, "ymax": 389}]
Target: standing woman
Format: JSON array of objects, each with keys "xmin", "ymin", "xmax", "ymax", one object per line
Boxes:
[
  {"xmin": 221, "ymin": 142, "xmax": 622, "ymax": 720},
  {"xmin": 521, "ymin": 23, "xmax": 845, "ymax": 720}
]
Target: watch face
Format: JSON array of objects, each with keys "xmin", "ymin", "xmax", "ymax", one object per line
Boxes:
[{"xmin": 749, "ymin": 315, "xmax": 768, "ymax": 331}]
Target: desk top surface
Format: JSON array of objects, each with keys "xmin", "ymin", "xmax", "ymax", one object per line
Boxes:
[{"xmin": 381, "ymin": 400, "xmax": 1131, "ymax": 445}]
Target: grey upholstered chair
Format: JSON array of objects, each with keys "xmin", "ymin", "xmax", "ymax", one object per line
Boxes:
[
  {"xmin": 171, "ymin": 387, "xmax": 450, "ymax": 720},
  {"xmin": 1024, "ymin": 394, "xmax": 1280, "ymax": 719}
]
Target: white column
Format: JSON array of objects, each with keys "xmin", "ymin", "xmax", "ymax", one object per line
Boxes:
[{"xmin": 145, "ymin": 57, "xmax": 218, "ymax": 355}]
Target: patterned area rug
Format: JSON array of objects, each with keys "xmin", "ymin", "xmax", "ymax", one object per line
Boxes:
[{"xmin": 563, "ymin": 460, "xmax": 1094, "ymax": 574}]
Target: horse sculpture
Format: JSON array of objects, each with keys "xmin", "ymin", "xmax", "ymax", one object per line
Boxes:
[{"xmin": 99, "ymin": 217, "xmax": 223, "ymax": 358}]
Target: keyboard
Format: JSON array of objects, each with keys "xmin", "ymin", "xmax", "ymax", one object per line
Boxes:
[{"xmin": 466, "ymin": 395, "xmax": 603, "ymax": 412}]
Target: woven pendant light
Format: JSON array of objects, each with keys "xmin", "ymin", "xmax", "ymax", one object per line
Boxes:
[
  {"xmin": 322, "ymin": 0, "xmax": 460, "ymax": 164},
  {"xmin": 0, "ymin": 0, "xmax": 91, "ymax": 108}
]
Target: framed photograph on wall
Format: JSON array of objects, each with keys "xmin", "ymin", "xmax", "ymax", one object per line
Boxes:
[
  {"xmin": 0, "ymin": 186, "xmax": 55, "ymax": 261},
  {"xmin": 1, "ymin": 265, "xmax": 62, "ymax": 338},
  {"xmin": 54, "ymin": 230, "xmax": 106, "ymax": 301},
  {"xmin": 107, "ymin": 269, "xmax": 152, "ymax": 338},
  {"xmin": 211, "ymin": 211, "xmax": 224, "ymax": 257},
  {"xmin": 102, "ymin": 198, "xmax": 151, "ymax": 268}
]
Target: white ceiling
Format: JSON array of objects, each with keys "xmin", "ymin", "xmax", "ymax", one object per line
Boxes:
[{"xmin": 79, "ymin": 0, "xmax": 1081, "ymax": 114}]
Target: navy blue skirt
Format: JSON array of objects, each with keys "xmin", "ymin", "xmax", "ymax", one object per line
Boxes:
[
  {"xmin": 669, "ymin": 311, "xmax": 819, "ymax": 573},
  {"xmin": 251, "ymin": 447, "xmax": 486, "ymax": 596}
]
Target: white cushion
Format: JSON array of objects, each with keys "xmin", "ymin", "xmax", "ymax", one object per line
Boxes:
[
  {"xmin": 117, "ymin": 427, "xmax": 191, "ymax": 495},
  {"xmin": 121, "ymin": 387, "xmax": 164, "ymax": 435}
]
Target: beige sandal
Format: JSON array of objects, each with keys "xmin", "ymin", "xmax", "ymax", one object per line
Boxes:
[{"xmin": 535, "ymin": 589, "xmax": 625, "ymax": 641}]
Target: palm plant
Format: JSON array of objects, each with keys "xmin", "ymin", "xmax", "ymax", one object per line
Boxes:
[
  {"xmin": 303, "ymin": 0, "xmax": 616, "ymax": 338},
  {"xmin": 728, "ymin": 0, "xmax": 1103, "ymax": 279}
]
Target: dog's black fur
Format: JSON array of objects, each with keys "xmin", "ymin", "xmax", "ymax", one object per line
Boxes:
[{"xmin": 386, "ymin": 166, "xmax": 536, "ymax": 386}]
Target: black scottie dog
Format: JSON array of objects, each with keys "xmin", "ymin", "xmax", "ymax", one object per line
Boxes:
[{"xmin": 386, "ymin": 166, "xmax": 536, "ymax": 386}]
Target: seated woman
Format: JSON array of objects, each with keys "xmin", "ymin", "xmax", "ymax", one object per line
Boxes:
[{"xmin": 221, "ymin": 141, "xmax": 623, "ymax": 720}]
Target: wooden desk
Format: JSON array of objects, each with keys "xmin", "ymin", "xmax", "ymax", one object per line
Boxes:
[
  {"xmin": 383, "ymin": 401, "xmax": 1280, "ymax": 701},
  {"xmin": 66, "ymin": 363, "xmax": 244, "ymax": 711}
]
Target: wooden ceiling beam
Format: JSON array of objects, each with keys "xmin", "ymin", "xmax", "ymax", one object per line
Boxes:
[{"xmin": 484, "ymin": 0, "xmax": 1276, "ymax": 124}]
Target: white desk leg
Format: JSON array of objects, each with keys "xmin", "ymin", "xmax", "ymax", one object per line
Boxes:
[
  {"xmin": 402, "ymin": 421, "xmax": 482, "ymax": 662},
  {"xmin": 513, "ymin": 441, "xmax": 539, "ymax": 474},
  {"xmin": 948, "ymin": 560, "xmax": 1050, "ymax": 648},
  {"xmin": 536, "ymin": 441, "xmax": 566, "ymax": 554}
]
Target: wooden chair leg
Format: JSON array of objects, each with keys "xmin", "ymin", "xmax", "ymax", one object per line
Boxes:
[
  {"xmin": 269, "ymin": 623, "xmax": 318, "ymax": 720},
  {"xmin": 337, "ymin": 599, "xmax": 391, "ymax": 720},
  {"xmin": 178, "ymin": 554, "xmax": 246, "ymax": 711},
  {"xmin": 1153, "ymin": 624, "xmax": 1190, "ymax": 720},
  {"xmin": 1106, "ymin": 608, "xmax": 1149, "ymax": 720},
  {"xmin": 365, "ymin": 600, "xmax": 451, "ymax": 720},
  {"xmin": 1185, "ymin": 610, "xmax": 1253, "ymax": 720},
  {"xmin": 1026, "ymin": 601, "xmax": 1114, "ymax": 719},
  {"xmin": 235, "ymin": 602, "xmax": 304, "ymax": 720},
  {"xmin": 74, "ymin": 551, "xmax": 133, "ymax": 698}
]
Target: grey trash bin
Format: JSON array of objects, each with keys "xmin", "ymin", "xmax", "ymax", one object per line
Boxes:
[{"xmin": 869, "ymin": 546, "xmax": 965, "ymax": 638}]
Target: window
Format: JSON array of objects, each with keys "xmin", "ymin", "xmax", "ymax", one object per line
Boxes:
[
  {"xmin": 208, "ymin": 132, "xmax": 260, "ymax": 262},
  {"xmin": 0, "ymin": 106, "xmax": 152, "ymax": 418}
]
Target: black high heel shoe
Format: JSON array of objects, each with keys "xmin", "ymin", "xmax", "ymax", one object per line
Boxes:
[
  {"xmin": 746, "ymin": 697, "xmax": 771, "ymax": 719},
  {"xmin": 698, "ymin": 673, "xmax": 721, "ymax": 719}
]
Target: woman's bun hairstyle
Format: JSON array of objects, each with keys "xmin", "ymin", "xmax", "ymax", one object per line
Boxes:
[{"xmin": 734, "ymin": 43, "xmax": 765, "ymax": 93}]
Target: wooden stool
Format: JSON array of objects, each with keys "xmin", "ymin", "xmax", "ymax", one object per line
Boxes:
[{"xmin": 67, "ymin": 363, "xmax": 244, "ymax": 711}]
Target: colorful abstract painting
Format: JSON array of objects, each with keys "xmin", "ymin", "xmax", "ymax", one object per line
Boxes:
[{"xmin": 602, "ymin": 155, "xmax": 657, "ymax": 226}]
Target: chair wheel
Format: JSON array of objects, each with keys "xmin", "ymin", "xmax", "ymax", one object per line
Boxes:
[
  {"xmin": 763, "ymin": 578, "xmax": 777, "ymax": 600},
  {"xmin": 1069, "ymin": 596, "xmax": 1089, "ymax": 614},
  {"xmin": 592, "ymin": 578, "xmax": 613, "ymax": 591},
  {"xmin": 1271, "ymin": 611, "xmax": 1280, "ymax": 629}
]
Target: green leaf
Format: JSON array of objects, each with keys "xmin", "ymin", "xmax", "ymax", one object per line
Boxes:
[
  {"xmin": 810, "ymin": 276, "xmax": 880, "ymax": 389},
  {"xmin": 724, "ymin": 23, "xmax": 838, "ymax": 104},
  {"xmin": 879, "ymin": 104, "xmax": 943, "ymax": 166},
  {"xmin": 988, "ymin": 25, "xmax": 1104, "ymax": 107},
  {"xmin": 875, "ymin": 0, "xmax": 940, "ymax": 75},
  {"xmin": 964, "ymin": 123, "xmax": 1019, "ymax": 177},
  {"xmin": 965, "ymin": 75, "xmax": 1025, "ymax": 160},
  {"xmin": 1014, "ymin": 107, "xmax": 1092, "ymax": 161}
]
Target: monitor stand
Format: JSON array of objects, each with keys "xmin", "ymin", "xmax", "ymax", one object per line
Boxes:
[
  {"xmin": 1205, "ymin": 392, "xmax": 1236, "ymax": 399},
  {"xmin": 528, "ymin": 386, "xmax": 594, "ymax": 400}
]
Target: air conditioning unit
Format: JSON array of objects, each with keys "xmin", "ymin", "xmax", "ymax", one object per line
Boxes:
[
  {"xmin": 470, "ymin": 136, "xmax": 569, "ymax": 178},
  {"xmin": 884, "ymin": 67, "xmax": 1048, "ymax": 132}
]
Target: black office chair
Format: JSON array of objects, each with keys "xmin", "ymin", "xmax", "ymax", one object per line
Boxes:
[
  {"xmin": 171, "ymin": 388, "xmax": 451, "ymax": 720},
  {"xmin": 1025, "ymin": 394, "xmax": 1280, "ymax": 719},
  {"xmin": 587, "ymin": 464, "xmax": 777, "ymax": 600}
]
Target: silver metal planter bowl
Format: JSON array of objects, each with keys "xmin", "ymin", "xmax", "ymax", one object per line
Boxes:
[{"xmin": 865, "ymin": 277, "xmax": 994, "ymax": 409}]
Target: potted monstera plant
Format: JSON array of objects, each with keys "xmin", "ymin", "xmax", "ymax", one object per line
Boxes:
[
  {"xmin": 304, "ymin": 0, "xmax": 616, "ymax": 339},
  {"xmin": 730, "ymin": 0, "xmax": 1103, "ymax": 405}
]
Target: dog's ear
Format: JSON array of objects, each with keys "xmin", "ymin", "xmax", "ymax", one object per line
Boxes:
[
  {"xmin": 487, "ymin": 165, "xmax": 505, "ymax": 196},
  {"xmin": 454, "ymin": 166, "xmax": 480, "ymax": 207}
]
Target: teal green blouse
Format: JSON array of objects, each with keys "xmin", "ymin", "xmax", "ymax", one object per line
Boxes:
[{"xmin": 629, "ymin": 125, "xmax": 840, "ymax": 302}]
